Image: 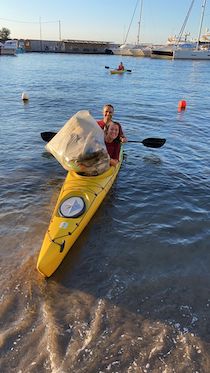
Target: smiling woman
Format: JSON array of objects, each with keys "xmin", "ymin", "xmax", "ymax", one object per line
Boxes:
[{"xmin": 104, "ymin": 121, "xmax": 121, "ymax": 167}]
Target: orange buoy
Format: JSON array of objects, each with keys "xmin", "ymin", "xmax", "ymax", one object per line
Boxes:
[{"xmin": 178, "ymin": 100, "xmax": 187, "ymax": 111}]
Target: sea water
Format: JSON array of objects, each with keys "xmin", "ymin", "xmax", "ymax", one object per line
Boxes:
[{"xmin": 0, "ymin": 53, "xmax": 210, "ymax": 372}]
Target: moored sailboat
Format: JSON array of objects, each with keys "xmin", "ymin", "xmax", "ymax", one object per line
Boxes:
[{"xmin": 112, "ymin": 0, "xmax": 151, "ymax": 57}]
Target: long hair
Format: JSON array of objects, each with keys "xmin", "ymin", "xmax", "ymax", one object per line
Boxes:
[{"xmin": 104, "ymin": 121, "xmax": 121, "ymax": 143}]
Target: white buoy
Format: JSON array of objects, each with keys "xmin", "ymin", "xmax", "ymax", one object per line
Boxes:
[{"xmin": 22, "ymin": 92, "xmax": 29, "ymax": 101}]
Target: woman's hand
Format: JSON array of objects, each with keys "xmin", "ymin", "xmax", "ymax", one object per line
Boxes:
[
  {"xmin": 120, "ymin": 136, "xmax": 128, "ymax": 143},
  {"xmin": 110, "ymin": 159, "xmax": 119, "ymax": 167}
]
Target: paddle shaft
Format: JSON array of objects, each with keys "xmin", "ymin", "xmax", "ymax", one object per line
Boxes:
[{"xmin": 41, "ymin": 132, "xmax": 166, "ymax": 148}]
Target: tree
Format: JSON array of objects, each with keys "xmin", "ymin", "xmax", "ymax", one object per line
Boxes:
[{"xmin": 0, "ymin": 27, "xmax": 11, "ymax": 40}]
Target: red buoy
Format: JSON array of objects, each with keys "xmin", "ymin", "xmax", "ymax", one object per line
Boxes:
[{"xmin": 178, "ymin": 100, "xmax": 187, "ymax": 111}]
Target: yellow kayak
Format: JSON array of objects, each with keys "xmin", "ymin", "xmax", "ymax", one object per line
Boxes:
[
  {"xmin": 110, "ymin": 69, "xmax": 131, "ymax": 75},
  {"xmin": 37, "ymin": 148, "xmax": 123, "ymax": 277}
]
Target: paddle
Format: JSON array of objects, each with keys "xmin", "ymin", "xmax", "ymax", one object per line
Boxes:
[
  {"xmin": 105, "ymin": 66, "xmax": 132, "ymax": 73},
  {"xmin": 128, "ymin": 138, "xmax": 166, "ymax": 148},
  {"xmin": 40, "ymin": 132, "xmax": 166, "ymax": 148},
  {"xmin": 41, "ymin": 131, "xmax": 56, "ymax": 142}
]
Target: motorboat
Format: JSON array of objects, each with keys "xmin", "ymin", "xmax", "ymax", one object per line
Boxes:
[
  {"xmin": 151, "ymin": 32, "xmax": 196, "ymax": 59},
  {"xmin": 0, "ymin": 40, "xmax": 17, "ymax": 56},
  {"xmin": 173, "ymin": 46, "xmax": 210, "ymax": 59},
  {"xmin": 173, "ymin": 0, "xmax": 210, "ymax": 60},
  {"xmin": 151, "ymin": 41, "xmax": 196, "ymax": 59}
]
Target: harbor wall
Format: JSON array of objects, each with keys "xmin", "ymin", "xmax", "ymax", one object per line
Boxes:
[{"xmin": 24, "ymin": 39, "xmax": 114, "ymax": 54}]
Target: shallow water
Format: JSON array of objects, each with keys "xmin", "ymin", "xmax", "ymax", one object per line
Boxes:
[{"xmin": 0, "ymin": 53, "xmax": 210, "ymax": 372}]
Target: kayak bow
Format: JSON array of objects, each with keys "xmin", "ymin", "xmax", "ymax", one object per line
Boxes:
[{"xmin": 37, "ymin": 148, "xmax": 123, "ymax": 277}]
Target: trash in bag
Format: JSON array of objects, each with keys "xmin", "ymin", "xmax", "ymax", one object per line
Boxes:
[{"xmin": 45, "ymin": 110, "xmax": 110, "ymax": 176}]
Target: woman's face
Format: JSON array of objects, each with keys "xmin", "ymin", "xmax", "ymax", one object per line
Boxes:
[{"xmin": 107, "ymin": 123, "xmax": 119, "ymax": 140}]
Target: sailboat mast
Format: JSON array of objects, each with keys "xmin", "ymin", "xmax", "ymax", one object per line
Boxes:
[
  {"xmin": 123, "ymin": 0, "xmax": 139, "ymax": 44},
  {"xmin": 137, "ymin": 0, "xmax": 143, "ymax": 45},
  {"xmin": 176, "ymin": 0, "xmax": 195, "ymax": 46},
  {"xmin": 196, "ymin": 0, "xmax": 207, "ymax": 49}
]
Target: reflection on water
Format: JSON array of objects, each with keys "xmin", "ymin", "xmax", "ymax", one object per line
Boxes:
[
  {"xmin": 0, "ymin": 53, "xmax": 210, "ymax": 372},
  {"xmin": 142, "ymin": 154, "xmax": 162, "ymax": 165}
]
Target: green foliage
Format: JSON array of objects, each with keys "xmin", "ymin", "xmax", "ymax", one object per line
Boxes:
[{"xmin": 0, "ymin": 27, "xmax": 11, "ymax": 40}]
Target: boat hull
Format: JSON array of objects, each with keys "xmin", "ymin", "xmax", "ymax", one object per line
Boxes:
[
  {"xmin": 0, "ymin": 47, "xmax": 16, "ymax": 56},
  {"xmin": 173, "ymin": 48, "xmax": 210, "ymax": 60},
  {"xmin": 131, "ymin": 47, "xmax": 151, "ymax": 57},
  {"xmin": 37, "ymin": 149, "xmax": 123, "ymax": 277},
  {"xmin": 151, "ymin": 48, "xmax": 173, "ymax": 59},
  {"xmin": 110, "ymin": 69, "xmax": 130, "ymax": 74}
]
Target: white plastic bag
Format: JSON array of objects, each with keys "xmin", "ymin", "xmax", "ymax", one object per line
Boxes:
[{"xmin": 45, "ymin": 110, "xmax": 110, "ymax": 175}]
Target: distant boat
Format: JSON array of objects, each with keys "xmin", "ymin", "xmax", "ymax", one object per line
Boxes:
[
  {"xmin": 151, "ymin": 35, "xmax": 196, "ymax": 59},
  {"xmin": 112, "ymin": 0, "xmax": 151, "ymax": 57},
  {"xmin": 151, "ymin": 0, "xmax": 197, "ymax": 59},
  {"xmin": 0, "ymin": 40, "xmax": 17, "ymax": 56},
  {"xmin": 173, "ymin": 0, "xmax": 210, "ymax": 60},
  {"xmin": 0, "ymin": 39, "xmax": 25, "ymax": 56},
  {"xmin": 112, "ymin": 43, "xmax": 134, "ymax": 56}
]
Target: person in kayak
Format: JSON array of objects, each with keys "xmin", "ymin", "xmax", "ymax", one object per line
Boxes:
[
  {"xmin": 118, "ymin": 62, "xmax": 125, "ymax": 70},
  {"xmin": 97, "ymin": 104, "xmax": 127, "ymax": 143},
  {"xmin": 104, "ymin": 121, "xmax": 121, "ymax": 167}
]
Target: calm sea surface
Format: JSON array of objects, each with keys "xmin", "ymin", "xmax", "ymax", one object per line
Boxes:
[{"xmin": 0, "ymin": 53, "xmax": 210, "ymax": 373}]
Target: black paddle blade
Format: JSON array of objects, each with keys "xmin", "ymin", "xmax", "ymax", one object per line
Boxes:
[
  {"xmin": 105, "ymin": 66, "xmax": 110, "ymax": 69},
  {"xmin": 41, "ymin": 131, "xmax": 57, "ymax": 142},
  {"xmin": 128, "ymin": 138, "xmax": 166, "ymax": 148},
  {"xmin": 142, "ymin": 138, "xmax": 166, "ymax": 148}
]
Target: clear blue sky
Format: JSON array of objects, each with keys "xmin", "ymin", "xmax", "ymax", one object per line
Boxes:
[{"xmin": 0, "ymin": 0, "xmax": 209, "ymax": 44}]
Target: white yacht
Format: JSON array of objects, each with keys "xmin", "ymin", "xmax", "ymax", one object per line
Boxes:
[
  {"xmin": 0, "ymin": 40, "xmax": 17, "ymax": 56},
  {"xmin": 151, "ymin": 40, "xmax": 196, "ymax": 59},
  {"xmin": 151, "ymin": 0, "xmax": 199, "ymax": 59},
  {"xmin": 173, "ymin": 0, "xmax": 210, "ymax": 60},
  {"xmin": 173, "ymin": 46, "xmax": 210, "ymax": 59}
]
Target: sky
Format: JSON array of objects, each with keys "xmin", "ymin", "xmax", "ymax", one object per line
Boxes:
[{"xmin": 0, "ymin": 0, "xmax": 210, "ymax": 45}]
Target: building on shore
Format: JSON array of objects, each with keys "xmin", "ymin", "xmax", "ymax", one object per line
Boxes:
[{"xmin": 24, "ymin": 39, "xmax": 114, "ymax": 54}]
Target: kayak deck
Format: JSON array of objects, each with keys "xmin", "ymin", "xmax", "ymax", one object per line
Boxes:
[
  {"xmin": 110, "ymin": 69, "xmax": 131, "ymax": 75},
  {"xmin": 37, "ymin": 149, "xmax": 123, "ymax": 277}
]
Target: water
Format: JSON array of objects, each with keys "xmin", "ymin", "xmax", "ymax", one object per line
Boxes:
[{"xmin": 0, "ymin": 53, "xmax": 210, "ymax": 373}]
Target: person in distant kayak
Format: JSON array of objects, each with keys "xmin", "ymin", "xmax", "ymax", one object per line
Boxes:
[
  {"xmin": 97, "ymin": 104, "xmax": 127, "ymax": 143},
  {"xmin": 118, "ymin": 62, "xmax": 125, "ymax": 70},
  {"xmin": 104, "ymin": 121, "xmax": 121, "ymax": 167}
]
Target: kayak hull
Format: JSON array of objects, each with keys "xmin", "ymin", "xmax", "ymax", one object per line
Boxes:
[
  {"xmin": 37, "ymin": 149, "xmax": 123, "ymax": 277},
  {"xmin": 110, "ymin": 69, "xmax": 126, "ymax": 74}
]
